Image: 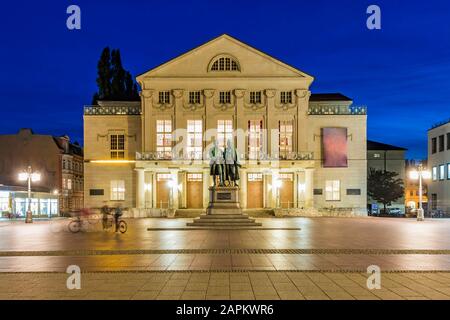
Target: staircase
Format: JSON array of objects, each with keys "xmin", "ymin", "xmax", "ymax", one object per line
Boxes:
[{"xmin": 186, "ymin": 213, "xmax": 262, "ymax": 228}]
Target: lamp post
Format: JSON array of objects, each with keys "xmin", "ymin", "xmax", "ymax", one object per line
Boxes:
[
  {"xmin": 18, "ymin": 166, "xmax": 41, "ymax": 223},
  {"xmin": 409, "ymin": 163, "xmax": 431, "ymax": 221}
]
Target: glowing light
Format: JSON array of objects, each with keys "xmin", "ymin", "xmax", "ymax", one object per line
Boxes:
[
  {"xmin": 90, "ymin": 160, "xmax": 136, "ymax": 164},
  {"xmin": 298, "ymin": 183, "xmax": 306, "ymax": 193},
  {"xmin": 274, "ymin": 179, "xmax": 282, "ymax": 189},
  {"xmin": 409, "ymin": 170, "xmax": 419, "ymax": 180},
  {"xmin": 422, "ymin": 171, "xmax": 431, "ymax": 179},
  {"xmin": 53, "ymin": 189, "xmax": 59, "ymax": 195},
  {"xmin": 18, "ymin": 172, "xmax": 28, "ymax": 181},
  {"xmin": 144, "ymin": 183, "xmax": 152, "ymax": 192},
  {"xmin": 31, "ymin": 173, "xmax": 41, "ymax": 182}
]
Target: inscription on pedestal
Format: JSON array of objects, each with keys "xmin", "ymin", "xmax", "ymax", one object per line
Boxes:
[{"xmin": 217, "ymin": 192, "xmax": 232, "ymax": 200}]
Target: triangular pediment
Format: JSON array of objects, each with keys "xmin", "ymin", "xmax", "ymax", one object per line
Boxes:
[{"xmin": 137, "ymin": 34, "xmax": 313, "ymax": 80}]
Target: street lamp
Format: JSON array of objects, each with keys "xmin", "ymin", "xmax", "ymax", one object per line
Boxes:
[
  {"xmin": 409, "ymin": 164, "xmax": 431, "ymax": 221},
  {"xmin": 18, "ymin": 166, "xmax": 41, "ymax": 223}
]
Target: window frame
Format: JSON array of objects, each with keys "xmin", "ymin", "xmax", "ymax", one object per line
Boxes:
[
  {"xmin": 439, "ymin": 164, "xmax": 445, "ymax": 180},
  {"xmin": 110, "ymin": 134, "xmax": 125, "ymax": 159},
  {"xmin": 217, "ymin": 120, "xmax": 233, "ymax": 150},
  {"xmin": 158, "ymin": 91, "xmax": 170, "ymax": 104},
  {"xmin": 432, "ymin": 166, "xmax": 437, "ymax": 181},
  {"xmin": 431, "ymin": 137, "xmax": 437, "ymax": 154},
  {"xmin": 250, "ymin": 91, "xmax": 262, "ymax": 104},
  {"xmin": 219, "ymin": 91, "xmax": 231, "ymax": 104},
  {"xmin": 439, "ymin": 135, "xmax": 445, "ymax": 152},
  {"xmin": 325, "ymin": 180, "xmax": 341, "ymax": 201},
  {"xmin": 248, "ymin": 120, "xmax": 263, "ymax": 160},
  {"xmin": 187, "ymin": 120, "xmax": 203, "ymax": 159},
  {"xmin": 156, "ymin": 120, "xmax": 172, "ymax": 159},
  {"xmin": 280, "ymin": 91, "xmax": 292, "ymax": 104},
  {"xmin": 279, "ymin": 120, "xmax": 293, "ymax": 159},
  {"xmin": 189, "ymin": 91, "xmax": 201, "ymax": 104},
  {"xmin": 110, "ymin": 180, "xmax": 125, "ymax": 201}
]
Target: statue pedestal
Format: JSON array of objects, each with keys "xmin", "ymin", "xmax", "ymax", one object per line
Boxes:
[{"xmin": 207, "ymin": 186, "xmax": 242, "ymax": 215}]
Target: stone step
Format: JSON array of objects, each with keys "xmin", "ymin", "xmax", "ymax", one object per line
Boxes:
[
  {"xmin": 197, "ymin": 214, "xmax": 251, "ymax": 219},
  {"xmin": 187, "ymin": 222, "xmax": 262, "ymax": 227},
  {"xmin": 191, "ymin": 218, "xmax": 257, "ymax": 224}
]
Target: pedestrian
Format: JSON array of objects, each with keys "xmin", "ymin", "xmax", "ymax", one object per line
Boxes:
[
  {"xmin": 114, "ymin": 204, "xmax": 123, "ymax": 232},
  {"xmin": 101, "ymin": 203, "xmax": 110, "ymax": 230}
]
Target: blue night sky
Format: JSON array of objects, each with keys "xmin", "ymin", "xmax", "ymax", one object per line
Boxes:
[{"xmin": 1, "ymin": 0, "xmax": 449, "ymax": 159}]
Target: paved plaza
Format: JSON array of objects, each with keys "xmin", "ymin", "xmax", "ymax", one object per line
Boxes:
[{"xmin": 1, "ymin": 217, "xmax": 450, "ymax": 300}]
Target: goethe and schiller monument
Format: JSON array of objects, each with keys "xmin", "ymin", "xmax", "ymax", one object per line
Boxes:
[{"xmin": 83, "ymin": 34, "xmax": 368, "ymax": 218}]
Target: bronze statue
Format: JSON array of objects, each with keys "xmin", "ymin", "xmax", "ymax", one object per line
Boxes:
[
  {"xmin": 209, "ymin": 140, "xmax": 224, "ymax": 186},
  {"xmin": 224, "ymin": 139, "xmax": 240, "ymax": 186}
]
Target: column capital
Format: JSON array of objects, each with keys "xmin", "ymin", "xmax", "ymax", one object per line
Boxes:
[
  {"xmin": 140, "ymin": 89, "xmax": 154, "ymax": 98},
  {"xmin": 172, "ymin": 89, "xmax": 184, "ymax": 99}
]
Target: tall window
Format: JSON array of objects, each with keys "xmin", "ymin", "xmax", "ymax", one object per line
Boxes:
[
  {"xmin": 439, "ymin": 164, "xmax": 445, "ymax": 180},
  {"xmin": 432, "ymin": 166, "xmax": 437, "ymax": 181},
  {"xmin": 156, "ymin": 120, "xmax": 172, "ymax": 159},
  {"xmin": 447, "ymin": 163, "xmax": 450, "ymax": 179},
  {"xmin": 217, "ymin": 120, "xmax": 233, "ymax": 149},
  {"xmin": 110, "ymin": 180, "xmax": 125, "ymax": 201},
  {"xmin": 279, "ymin": 121, "xmax": 293, "ymax": 159},
  {"xmin": 447, "ymin": 133, "xmax": 450, "ymax": 150},
  {"xmin": 250, "ymin": 91, "xmax": 262, "ymax": 104},
  {"xmin": 280, "ymin": 91, "xmax": 292, "ymax": 104},
  {"xmin": 187, "ymin": 120, "xmax": 203, "ymax": 159},
  {"xmin": 219, "ymin": 91, "xmax": 231, "ymax": 104},
  {"xmin": 432, "ymin": 137, "xmax": 437, "ymax": 154},
  {"xmin": 158, "ymin": 91, "xmax": 170, "ymax": 104},
  {"xmin": 325, "ymin": 180, "xmax": 340, "ymax": 201},
  {"xmin": 110, "ymin": 134, "xmax": 125, "ymax": 159},
  {"xmin": 439, "ymin": 135, "xmax": 445, "ymax": 152},
  {"xmin": 67, "ymin": 179, "xmax": 72, "ymax": 190},
  {"xmin": 189, "ymin": 91, "xmax": 201, "ymax": 104},
  {"xmin": 248, "ymin": 120, "xmax": 262, "ymax": 160},
  {"xmin": 431, "ymin": 194, "xmax": 437, "ymax": 210}
]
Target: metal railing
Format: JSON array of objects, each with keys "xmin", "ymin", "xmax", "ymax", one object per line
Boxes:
[
  {"xmin": 84, "ymin": 105, "xmax": 141, "ymax": 115},
  {"xmin": 136, "ymin": 151, "xmax": 314, "ymax": 161}
]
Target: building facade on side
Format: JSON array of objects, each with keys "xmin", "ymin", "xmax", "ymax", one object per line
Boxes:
[
  {"xmin": 0, "ymin": 128, "xmax": 84, "ymax": 217},
  {"xmin": 83, "ymin": 34, "xmax": 368, "ymax": 217},
  {"xmin": 367, "ymin": 140, "xmax": 407, "ymax": 215},
  {"xmin": 428, "ymin": 119, "xmax": 450, "ymax": 215}
]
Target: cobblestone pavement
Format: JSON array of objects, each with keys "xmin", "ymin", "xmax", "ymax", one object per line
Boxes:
[
  {"xmin": 1, "ymin": 218, "xmax": 450, "ymax": 300},
  {"xmin": 1, "ymin": 271, "xmax": 450, "ymax": 300}
]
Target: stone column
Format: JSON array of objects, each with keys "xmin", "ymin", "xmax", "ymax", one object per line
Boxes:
[
  {"xmin": 170, "ymin": 170, "xmax": 179, "ymax": 209},
  {"xmin": 304, "ymin": 168, "xmax": 314, "ymax": 208},
  {"xmin": 140, "ymin": 89, "xmax": 154, "ymax": 152},
  {"xmin": 295, "ymin": 89, "xmax": 311, "ymax": 152},
  {"xmin": 144, "ymin": 171, "xmax": 153, "ymax": 209},
  {"xmin": 263, "ymin": 172, "xmax": 272, "ymax": 208},
  {"xmin": 203, "ymin": 170, "xmax": 210, "ymax": 208},
  {"xmin": 136, "ymin": 168, "xmax": 145, "ymax": 209},
  {"xmin": 239, "ymin": 169, "xmax": 247, "ymax": 209}
]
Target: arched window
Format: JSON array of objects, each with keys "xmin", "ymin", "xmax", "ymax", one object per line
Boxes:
[{"xmin": 209, "ymin": 55, "xmax": 240, "ymax": 72}]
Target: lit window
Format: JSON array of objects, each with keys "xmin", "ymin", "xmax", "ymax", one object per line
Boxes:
[
  {"xmin": 248, "ymin": 120, "xmax": 262, "ymax": 160},
  {"xmin": 67, "ymin": 179, "xmax": 72, "ymax": 190},
  {"xmin": 432, "ymin": 166, "xmax": 437, "ymax": 181},
  {"xmin": 280, "ymin": 91, "xmax": 292, "ymax": 104},
  {"xmin": 217, "ymin": 120, "xmax": 233, "ymax": 149},
  {"xmin": 210, "ymin": 56, "xmax": 240, "ymax": 71},
  {"xmin": 250, "ymin": 91, "xmax": 261, "ymax": 104},
  {"xmin": 219, "ymin": 91, "xmax": 231, "ymax": 104},
  {"xmin": 439, "ymin": 164, "xmax": 445, "ymax": 180},
  {"xmin": 325, "ymin": 180, "xmax": 340, "ymax": 201},
  {"xmin": 110, "ymin": 134, "xmax": 125, "ymax": 159},
  {"xmin": 248, "ymin": 173, "xmax": 262, "ymax": 181},
  {"xmin": 158, "ymin": 91, "xmax": 170, "ymax": 104},
  {"xmin": 373, "ymin": 153, "xmax": 381, "ymax": 158},
  {"xmin": 187, "ymin": 120, "xmax": 203, "ymax": 159},
  {"xmin": 156, "ymin": 120, "xmax": 172, "ymax": 159},
  {"xmin": 110, "ymin": 180, "xmax": 125, "ymax": 201},
  {"xmin": 279, "ymin": 121, "xmax": 293, "ymax": 159},
  {"xmin": 448, "ymin": 163, "xmax": 450, "ymax": 180},
  {"xmin": 187, "ymin": 173, "xmax": 203, "ymax": 181},
  {"xmin": 189, "ymin": 91, "xmax": 201, "ymax": 104}
]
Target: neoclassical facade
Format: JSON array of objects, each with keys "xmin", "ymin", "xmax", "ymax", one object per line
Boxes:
[{"xmin": 84, "ymin": 34, "xmax": 367, "ymax": 216}]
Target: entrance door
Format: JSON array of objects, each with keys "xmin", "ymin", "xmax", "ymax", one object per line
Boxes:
[
  {"xmin": 187, "ymin": 173, "xmax": 203, "ymax": 208},
  {"xmin": 247, "ymin": 173, "xmax": 263, "ymax": 208},
  {"xmin": 279, "ymin": 173, "xmax": 294, "ymax": 208},
  {"xmin": 156, "ymin": 173, "xmax": 171, "ymax": 208}
]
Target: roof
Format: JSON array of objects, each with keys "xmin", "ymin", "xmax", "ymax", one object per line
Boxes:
[
  {"xmin": 429, "ymin": 118, "xmax": 450, "ymax": 131},
  {"xmin": 367, "ymin": 140, "xmax": 407, "ymax": 151},
  {"xmin": 310, "ymin": 93, "xmax": 352, "ymax": 102},
  {"xmin": 136, "ymin": 33, "xmax": 314, "ymax": 80}
]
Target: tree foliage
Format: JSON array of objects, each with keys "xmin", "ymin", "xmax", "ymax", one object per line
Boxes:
[
  {"xmin": 368, "ymin": 168, "xmax": 404, "ymax": 212},
  {"xmin": 92, "ymin": 47, "xmax": 139, "ymax": 104}
]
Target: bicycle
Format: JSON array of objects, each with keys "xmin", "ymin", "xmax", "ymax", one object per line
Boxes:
[
  {"xmin": 103, "ymin": 216, "xmax": 128, "ymax": 233},
  {"xmin": 68, "ymin": 216, "xmax": 90, "ymax": 233}
]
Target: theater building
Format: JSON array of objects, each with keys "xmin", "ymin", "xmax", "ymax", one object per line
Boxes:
[{"xmin": 83, "ymin": 34, "xmax": 367, "ymax": 216}]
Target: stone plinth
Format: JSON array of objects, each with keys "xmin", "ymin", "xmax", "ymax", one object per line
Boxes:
[{"xmin": 207, "ymin": 186, "xmax": 241, "ymax": 215}]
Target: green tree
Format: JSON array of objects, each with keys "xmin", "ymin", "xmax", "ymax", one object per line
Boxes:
[
  {"xmin": 93, "ymin": 47, "xmax": 112, "ymax": 103},
  {"xmin": 92, "ymin": 47, "xmax": 140, "ymax": 104},
  {"xmin": 368, "ymin": 168, "xmax": 404, "ymax": 214}
]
